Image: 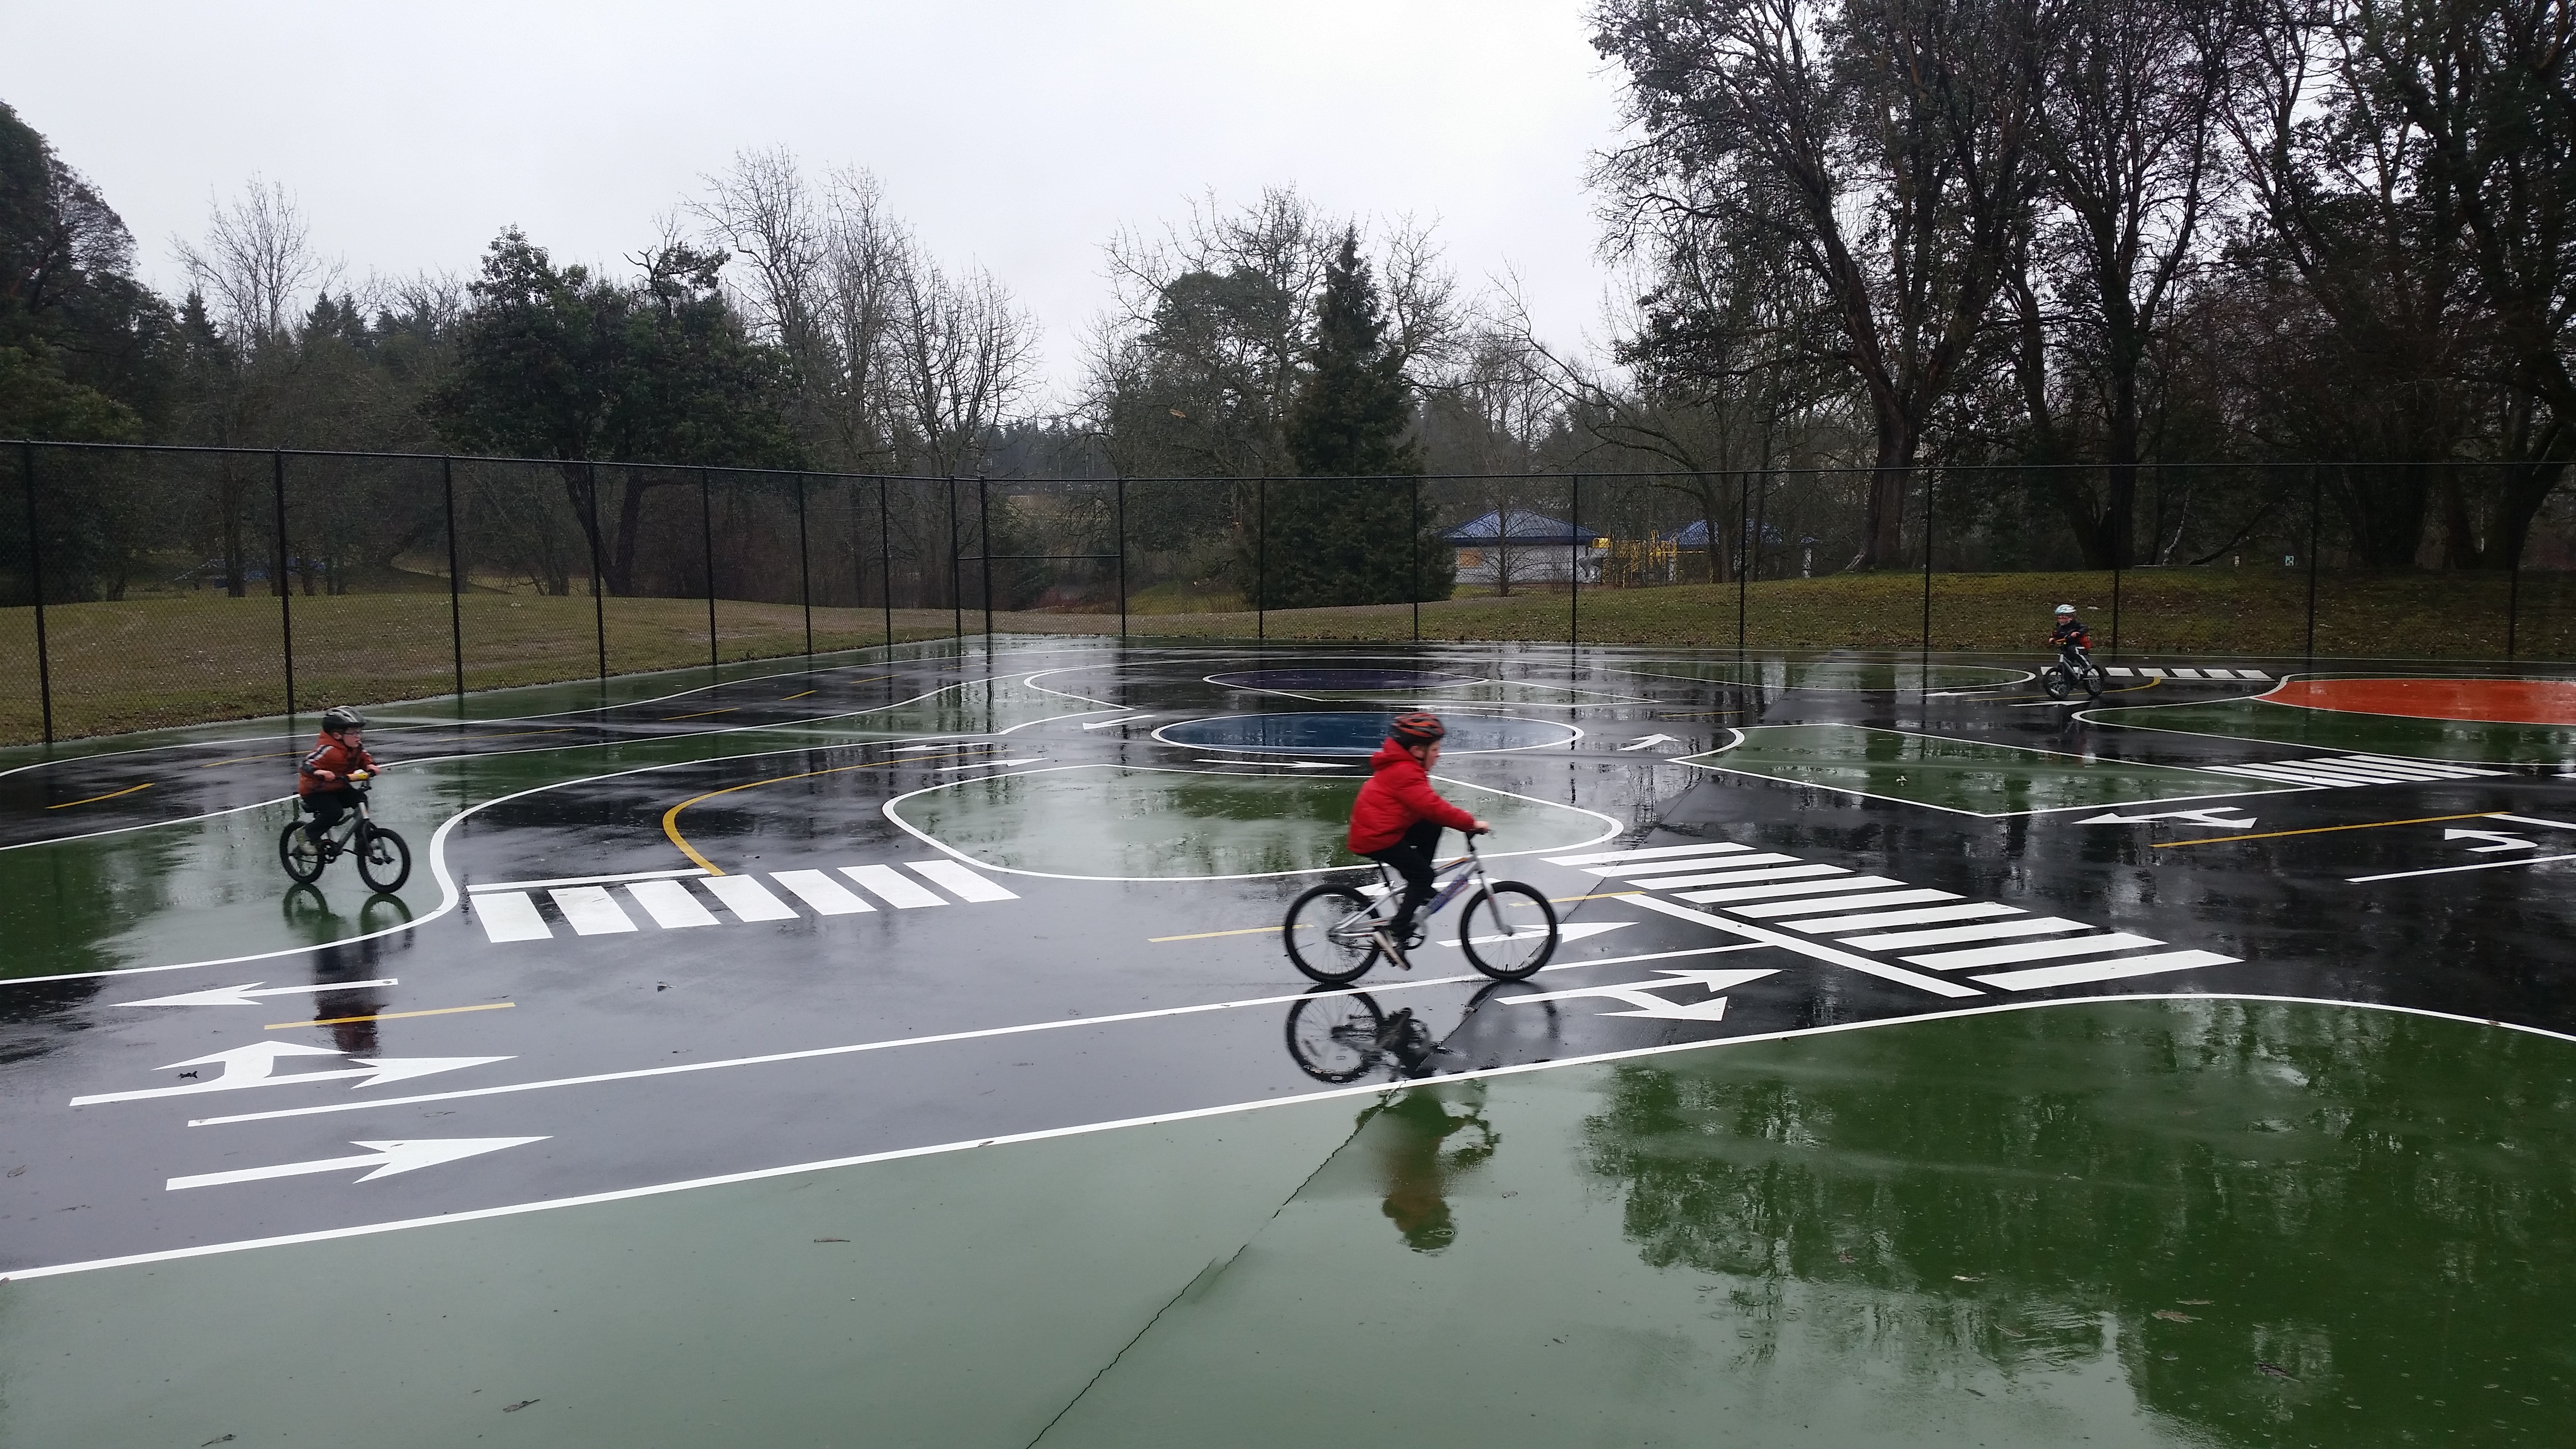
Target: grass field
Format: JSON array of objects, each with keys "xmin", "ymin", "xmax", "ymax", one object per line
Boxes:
[{"xmin": 1, "ymin": 567, "xmax": 2566, "ymax": 743}]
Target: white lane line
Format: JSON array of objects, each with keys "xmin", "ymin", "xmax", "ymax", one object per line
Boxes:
[
  {"xmin": 1593, "ymin": 853, "xmax": 1803, "ymax": 880},
  {"xmin": 841, "ymin": 864, "xmax": 948, "ymax": 908},
  {"xmin": 698, "ymin": 875, "xmax": 798, "ymax": 922},
  {"xmin": 2298, "ymin": 761, "xmax": 2455, "ymax": 784},
  {"xmin": 2491, "ymin": 813, "xmax": 2576, "ymax": 831},
  {"xmin": 1904, "ymin": 932, "xmax": 2163, "ymax": 972},
  {"xmin": 1546, "ymin": 841, "xmax": 1751, "ymax": 868},
  {"xmin": 2209, "ymin": 763, "xmax": 2372, "ymax": 787},
  {"xmin": 1972, "ymin": 949, "xmax": 2236, "ymax": 991},
  {"xmin": 2312, "ymin": 757, "xmax": 2470, "ymax": 781},
  {"xmin": 470, "ymin": 867, "xmax": 708, "ymax": 893},
  {"xmin": 548, "ymin": 886, "xmax": 638, "ymax": 935},
  {"xmin": 2107, "ymin": 667, "xmax": 2136, "ymax": 678},
  {"xmin": 1675, "ymin": 875, "xmax": 1904, "ymax": 905},
  {"xmin": 2347, "ymin": 852, "xmax": 2576, "ymax": 883},
  {"xmin": 2141, "ymin": 668, "xmax": 2168, "ymax": 678},
  {"xmin": 625, "ymin": 879, "xmax": 720, "ymax": 930},
  {"xmin": 934, "ymin": 756, "xmax": 1046, "ymax": 772},
  {"xmin": 771, "ymin": 870, "xmax": 875, "ymax": 915},
  {"xmin": 1623, "ymin": 894, "xmax": 1981, "ymax": 998},
  {"xmin": 471, "ymin": 891, "xmax": 552, "ymax": 944},
  {"xmin": 1788, "ymin": 902, "xmax": 2024, "ymax": 934},
  {"xmin": 2342, "ymin": 753, "xmax": 2502, "ymax": 777},
  {"xmin": 1837, "ymin": 917, "xmax": 2095, "ymax": 952},
  {"xmin": 1631, "ymin": 864, "xmax": 1849, "ymax": 889},
  {"xmin": 2167, "ymin": 667, "xmax": 2203, "ymax": 679},
  {"xmin": 1730, "ymin": 888, "xmax": 1959, "ymax": 919},
  {"xmin": 906, "ymin": 860, "xmax": 1018, "ymax": 902}
]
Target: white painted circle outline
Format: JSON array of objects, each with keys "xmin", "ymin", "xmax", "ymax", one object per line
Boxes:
[{"xmin": 1148, "ymin": 710, "xmax": 1583, "ymax": 757}]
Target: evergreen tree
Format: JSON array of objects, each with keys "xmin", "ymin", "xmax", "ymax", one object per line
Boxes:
[{"xmin": 1253, "ymin": 229, "xmax": 1450, "ymax": 608}]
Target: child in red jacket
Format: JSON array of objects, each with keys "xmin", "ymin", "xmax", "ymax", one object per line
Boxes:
[
  {"xmin": 1348, "ymin": 713, "xmax": 1490, "ymax": 951},
  {"xmin": 299, "ymin": 705, "xmax": 380, "ymax": 847}
]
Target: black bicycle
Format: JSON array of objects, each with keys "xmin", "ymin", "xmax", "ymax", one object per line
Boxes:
[
  {"xmin": 2042, "ymin": 642, "xmax": 2106, "ymax": 700},
  {"xmin": 1282, "ymin": 834, "xmax": 1559, "ymax": 986},
  {"xmin": 279, "ymin": 770, "xmax": 412, "ymax": 892}
]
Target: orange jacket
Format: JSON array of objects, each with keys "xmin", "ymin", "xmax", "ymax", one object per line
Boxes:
[
  {"xmin": 298, "ymin": 733, "xmax": 379, "ymax": 796},
  {"xmin": 1348, "ymin": 739, "xmax": 1479, "ymax": 853}
]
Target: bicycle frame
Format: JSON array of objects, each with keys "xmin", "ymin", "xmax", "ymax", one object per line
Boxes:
[{"xmin": 1341, "ymin": 838, "xmax": 1492, "ymax": 936}]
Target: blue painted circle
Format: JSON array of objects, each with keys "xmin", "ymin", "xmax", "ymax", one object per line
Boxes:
[
  {"xmin": 1156, "ymin": 711, "xmax": 1577, "ymax": 756},
  {"xmin": 1208, "ymin": 667, "xmax": 1482, "ymax": 691}
]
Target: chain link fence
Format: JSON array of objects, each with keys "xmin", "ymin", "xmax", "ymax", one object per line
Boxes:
[{"xmin": 3, "ymin": 441, "xmax": 2568, "ymax": 744}]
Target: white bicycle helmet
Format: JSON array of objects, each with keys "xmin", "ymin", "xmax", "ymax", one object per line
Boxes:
[{"xmin": 2054, "ymin": 604, "xmax": 2077, "ymax": 615}]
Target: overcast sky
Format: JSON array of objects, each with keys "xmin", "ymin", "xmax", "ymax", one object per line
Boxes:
[{"xmin": 4, "ymin": 1, "xmax": 1631, "ymax": 403}]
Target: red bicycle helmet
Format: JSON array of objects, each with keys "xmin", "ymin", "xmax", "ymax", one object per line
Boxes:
[{"xmin": 1389, "ymin": 712, "xmax": 1447, "ymax": 744}]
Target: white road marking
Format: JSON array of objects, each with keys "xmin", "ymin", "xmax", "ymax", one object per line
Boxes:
[
  {"xmin": 550, "ymin": 886, "xmax": 638, "ymax": 935},
  {"xmin": 1731, "ymin": 888, "xmax": 1960, "ymax": 919},
  {"xmin": 2347, "ymin": 852, "xmax": 2576, "ymax": 883},
  {"xmin": 2078, "ymin": 807, "xmax": 2257, "ymax": 827},
  {"xmin": 1546, "ymin": 841, "xmax": 1751, "ymax": 868},
  {"xmin": 168, "ymin": 1137, "xmax": 548, "ymax": 1191},
  {"xmin": 771, "ymin": 869, "xmax": 875, "ymax": 915},
  {"xmin": 1618, "ymin": 734, "xmax": 1682, "ymax": 751},
  {"xmin": 698, "ymin": 875, "xmax": 798, "ymax": 921},
  {"xmin": 1626, "ymin": 864, "xmax": 1849, "ymax": 889},
  {"xmin": 1837, "ymin": 918, "xmax": 2094, "ymax": 951},
  {"xmin": 2491, "ymin": 813, "xmax": 2576, "ymax": 831},
  {"xmin": 841, "ymin": 864, "xmax": 947, "ymax": 908},
  {"xmin": 73, "ymin": 1043, "xmax": 511, "ymax": 1105},
  {"xmin": 1676, "ymin": 874, "xmax": 1901, "ymax": 905},
  {"xmin": 2446, "ymin": 829, "xmax": 2537, "ymax": 852},
  {"xmin": 126, "ymin": 979, "xmax": 399, "ymax": 1009},
  {"xmin": 1788, "ymin": 902, "xmax": 2025, "ymax": 934},
  {"xmin": 906, "ymin": 860, "xmax": 1019, "ymax": 902},
  {"xmin": 1501, "ymin": 967, "xmax": 1777, "ymax": 1006},
  {"xmin": 625, "ymin": 879, "xmax": 721, "ymax": 929},
  {"xmin": 934, "ymin": 756, "xmax": 1046, "ymax": 772},
  {"xmin": 1972, "ymin": 950, "xmax": 2236, "ymax": 991},
  {"xmin": 472, "ymin": 891, "xmax": 552, "ymax": 943},
  {"xmin": 1904, "ymin": 932, "xmax": 2164, "ymax": 972},
  {"xmin": 1591, "ymin": 852, "xmax": 1801, "ymax": 879},
  {"xmin": 2167, "ymin": 667, "xmax": 2203, "ymax": 679},
  {"xmin": 1623, "ymin": 894, "xmax": 1982, "ymax": 998},
  {"xmin": 1435, "ymin": 920, "xmax": 1631, "ymax": 949},
  {"xmin": 470, "ymin": 867, "xmax": 708, "ymax": 893}
]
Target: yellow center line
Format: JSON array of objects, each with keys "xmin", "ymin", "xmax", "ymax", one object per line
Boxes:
[
  {"xmin": 661, "ymin": 708, "xmax": 739, "ymax": 721},
  {"xmin": 781, "ymin": 691, "xmax": 816, "ymax": 701},
  {"xmin": 1147, "ymin": 891, "xmax": 1641, "ymax": 942},
  {"xmin": 660, "ymin": 750, "xmax": 978, "ymax": 874},
  {"xmin": 47, "ymin": 783, "xmax": 152, "ymax": 809},
  {"xmin": 2153, "ymin": 810, "xmax": 2503, "ymax": 848},
  {"xmin": 266, "ymin": 1001, "xmax": 516, "ymax": 1030}
]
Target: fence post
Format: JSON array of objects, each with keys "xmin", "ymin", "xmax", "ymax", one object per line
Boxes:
[
  {"xmin": 978, "ymin": 474, "xmax": 993, "ymax": 642},
  {"xmin": 1737, "ymin": 470, "xmax": 1750, "ymax": 653},
  {"xmin": 947, "ymin": 476, "xmax": 962, "ymax": 644},
  {"xmin": 699, "ymin": 468, "xmax": 719, "ymax": 676},
  {"xmin": 878, "ymin": 477, "xmax": 893, "ymax": 650},
  {"xmin": 1569, "ymin": 474, "xmax": 1581, "ymax": 649},
  {"xmin": 2304, "ymin": 465, "xmax": 2322, "ymax": 668},
  {"xmin": 443, "ymin": 455, "xmax": 464, "ymax": 707},
  {"xmin": 585, "ymin": 464, "xmax": 607, "ymax": 686},
  {"xmin": 795, "ymin": 473, "xmax": 812, "ymax": 660},
  {"xmin": 1256, "ymin": 477, "xmax": 1267, "ymax": 645},
  {"xmin": 1919, "ymin": 466, "xmax": 1934, "ymax": 657},
  {"xmin": 21, "ymin": 442, "xmax": 51, "ymax": 745},
  {"xmin": 1115, "ymin": 475, "xmax": 1128, "ymax": 639},
  {"xmin": 1410, "ymin": 474, "xmax": 1421, "ymax": 643},
  {"xmin": 274, "ymin": 450, "xmax": 295, "ymax": 721},
  {"xmin": 2507, "ymin": 502, "xmax": 2523, "ymax": 661}
]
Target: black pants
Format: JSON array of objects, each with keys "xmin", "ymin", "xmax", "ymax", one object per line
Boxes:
[
  {"xmin": 1364, "ymin": 819, "xmax": 1445, "ymax": 932},
  {"xmin": 303, "ymin": 787, "xmax": 359, "ymax": 842}
]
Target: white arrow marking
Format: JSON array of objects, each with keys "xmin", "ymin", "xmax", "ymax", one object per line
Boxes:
[
  {"xmin": 125, "ymin": 979, "xmax": 398, "ymax": 1008},
  {"xmin": 1619, "ymin": 734, "xmax": 1682, "ymax": 751},
  {"xmin": 167, "ymin": 1137, "xmax": 547, "ymax": 1191},
  {"xmin": 2445, "ymin": 828, "xmax": 2537, "ymax": 853},
  {"xmin": 1079, "ymin": 716, "xmax": 1148, "ymax": 730},
  {"xmin": 1434, "ymin": 920, "xmax": 1633, "ymax": 949},
  {"xmin": 1498, "ymin": 968, "xmax": 1779, "ymax": 1020},
  {"xmin": 2078, "ymin": 808, "xmax": 2258, "ymax": 828},
  {"xmin": 1285, "ymin": 761, "xmax": 1348, "ymax": 769},
  {"xmin": 70, "ymin": 1045, "xmax": 513, "ymax": 1106}
]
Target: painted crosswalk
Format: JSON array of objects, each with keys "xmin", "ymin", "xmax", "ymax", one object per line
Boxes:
[
  {"xmin": 466, "ymin": 861, "xmax": 1020, "ymax": 944},
  {"xmin": 2205, "ymin": 754, "xmax": 2506, "ymax": 789},
  {"xmin": 1549, "ymin": 839, "xmax": 2237, "ymax": 996},
  {"xmin": 2103, "ymin": 666, "xmax": 2271, "ymax": 680}
]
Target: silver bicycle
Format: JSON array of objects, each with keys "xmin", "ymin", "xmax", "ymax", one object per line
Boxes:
[{"xmin": 1283, "ymin": 834, "xmax": 1559, "ymax": 985}]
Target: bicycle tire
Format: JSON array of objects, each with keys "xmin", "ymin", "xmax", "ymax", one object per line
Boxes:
[
  {"xmin": 2042, "ymin": 666, "xmax": 2072, "ymax": 701},
  {"xmin": 278, "ymin": 821, "xmax": 326, "ymax": 884},
  {"xmin": 357, "ymin": 825, "xmax": 412, "ymax": 893},
  {"xmin": 1285, "ymin": 884, "xmax": 1383, "ymax": 984},
  {"xmin": 2082, "ymin": 664, "xmax": 2106, "ymax": 698},
  {"xmin": 1284, "ymin": 991, "xmax": 1387, "ymax": 1083},
  {"xmin": 1458, "ymin": 883, "xmax": 1558, "ymax": 981}
]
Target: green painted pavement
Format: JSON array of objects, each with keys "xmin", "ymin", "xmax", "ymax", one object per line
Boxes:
[
  {"xmin": 8, "ymin": 1000, "xmax": 2569, "ymax": 1448},
  {"xmin": 1683, "ymin": 723, "xmax": 2302, "ymax": 816},
  {"xmin": 2086, "ymin": 696, "xmax": 2576, "ymax": 767},
  {"xmin": 890, "ymin": 765, "xmax": 1612, "ymax": 878}
]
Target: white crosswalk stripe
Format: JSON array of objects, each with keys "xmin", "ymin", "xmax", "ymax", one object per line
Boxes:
[
  {"xmin": 472, "ymin": 860, "xmax": 1020, "ymax": 943},
  {"xmin": 2207, "ymin": 754, "xmax": 2504, "ymax": 789},
  {"xmin": 2108, "ymin": 665, "xmax": 2269, "ymax": 681}
]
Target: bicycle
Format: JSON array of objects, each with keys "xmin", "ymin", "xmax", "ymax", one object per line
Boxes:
[
  {"xmin": 278, "ymin": 770, "xmax": 412, "ymax": 892},
  {"xmin": 2041, "ymin": 642, "xmax": 2106, "ymax": 700},
  {"xmin": 1282, "ymin": 833, "xmax": 1559, "ymax": 986}
]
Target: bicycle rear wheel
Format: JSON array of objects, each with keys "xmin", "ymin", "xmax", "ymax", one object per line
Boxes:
[
  {"xmin": 357, "ymin": 825, "xmax": 412, "ymax": 892},
  {"xmin": 1458, "ymin": 882, "xmax": 1558, "ymax": 981},
  {"xmin": 278, "ymin": 821, "xmax": 325, "ymax": 884},
  {"xmin": 1284, "ymin": 991, "xmax": 1387, "ymax": 1083},
  {"xmin": 1285, "ymin": 884, "xmax": 1383, "ymax": 985}
]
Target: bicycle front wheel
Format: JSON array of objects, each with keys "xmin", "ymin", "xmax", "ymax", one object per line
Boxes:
[
  {"xmin": 1458, "ymin": 882, "xmax": 1558, "ymax": 981},
  {"xmin": 1284, "ymin": 884, "xmax": 1383, "ymax": 985},
  {"xmin": 2042, "ymin": 666, "xmax": 2072, "ymax": 701},
  {"xmin": 357, "ymin": 825, "xmax": 412, "ymax": 893},
  {"xmin": 279, "ymin": 821, "xmax": 325, "ymax": 884},
  {"xmin": 1284, "ymin": 991, "xmax": 1387, "ymax": 1083}
]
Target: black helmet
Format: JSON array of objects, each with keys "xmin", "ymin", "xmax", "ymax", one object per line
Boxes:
[
  {"xmin": 321, "ymin": 706, "xmax": 366, "ymax": 733},
  {"xmin": 1389, "ymin": 712, "xmax": 1446, "ymax": 744}
]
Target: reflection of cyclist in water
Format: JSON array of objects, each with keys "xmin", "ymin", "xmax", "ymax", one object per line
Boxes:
[{"xmin": 1369, "ymin": 1088, "xmax": 1497, "ymax": 1253}]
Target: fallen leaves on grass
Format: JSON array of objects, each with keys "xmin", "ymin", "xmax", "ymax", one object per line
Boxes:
[{"xmin": 2153, "ymin": 1310, "xmax": 2197, "ymax": 1322}]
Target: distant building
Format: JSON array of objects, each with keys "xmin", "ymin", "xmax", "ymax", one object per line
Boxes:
[{"xmin": 1445, "ymin": 510, "xmax": 1605, "ymax": 587}]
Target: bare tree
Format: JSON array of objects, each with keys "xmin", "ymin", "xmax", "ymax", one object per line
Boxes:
[
  {"xmin": 886, "ymin": 256, "xmax": 1041, "ymax": 476},
  {"xmin": 175, "ymin": 177, "xmax": 335, "ymax": 345}
]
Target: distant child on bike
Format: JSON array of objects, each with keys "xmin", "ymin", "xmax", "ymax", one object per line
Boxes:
[
  {"xmin": 299, "ymin": 706, "xmax": 379, "ymax": 847},
  {"xmin": 1348, "ymin": 713, "xmax": 1490, "ymax": 952}
]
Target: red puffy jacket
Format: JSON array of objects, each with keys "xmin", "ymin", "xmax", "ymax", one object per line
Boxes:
[{"xmin": 1347, "ymin": 739, "xmax": 1479, "ymax": 853}]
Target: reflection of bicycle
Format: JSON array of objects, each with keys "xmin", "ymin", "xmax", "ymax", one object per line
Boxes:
[
  {"xmin": 2042, "ymin": 643, "xmax": 2106, "ymax": 700},
  {"xmin": 279, "ymin": 771, "xmax": 411, "ymax": 891},
  {"xmin": 1283, "ymin": 834, "xmax": 1559, "ymax": 986},
  {"xmin": 1285, "ymin": 990, "xmax": 1445, "ymax": 1082}
]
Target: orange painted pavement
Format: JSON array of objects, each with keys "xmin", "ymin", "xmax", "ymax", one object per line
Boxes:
[{"xmin": 2259, "ymin": 677, "xmax": 2576, "ymax": 726}]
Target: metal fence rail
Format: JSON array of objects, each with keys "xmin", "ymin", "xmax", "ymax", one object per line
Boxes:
[{"xmin": 3, "ymin": 440, "xmax": 2568, "ymax": 744}]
